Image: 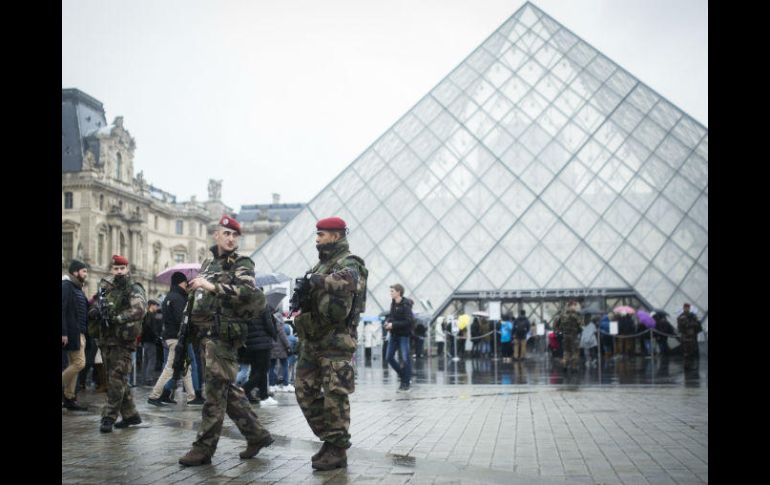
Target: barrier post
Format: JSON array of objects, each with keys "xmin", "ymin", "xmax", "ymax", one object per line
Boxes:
[
  {"xmin": 597, "ymin": 330, "xmax": 602, "ymax": 385},
  {"xmin": 492, "ymin": 327, "xmax": 499, "ymax": 361}
]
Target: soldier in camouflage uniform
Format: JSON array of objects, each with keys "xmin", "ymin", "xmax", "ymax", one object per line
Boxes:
[
  {"xmin": 88, "ymin": 255, "xmax": 147, "ymax": 433},
  {"xmin": 676, "ymin": 303, "xmax": 702, "ymax": 370},
  {"xmin": 293, "ymin": 216, "xmax": 367, "ymax": 471},
  {"xmin": 179, "ymin": 215, "xmax": 274, "ymax": 466},
  {"xmin": 554, "ymin": 300, "xmax": 583, "ymax": 371}
]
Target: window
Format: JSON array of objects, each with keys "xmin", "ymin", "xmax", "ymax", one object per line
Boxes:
[
  {"xmin": 62, "ymin": 232, "xmax": 73, "ymax": 261},
  {"xmin": 176, "ymin": 220, "xmax": 184, "ymax": 235},
  {"xmin": 116, "ymin": 152, "xmax": 122, "ymax": 180},
  {"xmin": 154, "ymin": 215, "xmax": 158, "ymax": 230},
  {"xmin": 174, "ymin": 252, "xmax": 186, "ymax": 263},
  {"xmin": 199, "ymin": 223, "xmax": 203, "ymax": 237},
  {"xmin": 99, "ymin": 194, "xmax": 104, "ymax": 211},
  {"xmin": 64, "ymin": 192, "xmax": 73, "ymax": 209}
]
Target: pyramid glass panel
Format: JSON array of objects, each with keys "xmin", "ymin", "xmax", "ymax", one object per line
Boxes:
[{"xmin": 252, "ymin": 2, "xmax": 707, "ymax": 319}]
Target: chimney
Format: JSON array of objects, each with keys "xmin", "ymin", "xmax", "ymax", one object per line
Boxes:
[{"xmin": 272, "ymin": 193, "xmax": 280, "ymax": 205}]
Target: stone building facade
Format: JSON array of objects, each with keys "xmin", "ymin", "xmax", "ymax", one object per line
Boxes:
[{"xmin": 62, "ymin": 89, "xmax": 303, "ymax": 298}]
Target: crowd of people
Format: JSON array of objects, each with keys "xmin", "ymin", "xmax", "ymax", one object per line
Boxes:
[{"xmin": 364, "ymin": 300, "xmax": 706, "ymax": 376}]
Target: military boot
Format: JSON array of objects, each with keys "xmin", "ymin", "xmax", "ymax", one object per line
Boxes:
[
  {"xmin": 99, "ymin": 417, "xmax": 115, "ymax": 433},
  {"xmin": 311, "ymin": 442, "xmax": 331, "ymax": 463},
  {"xmin": 179, "ymin": 448, "xmax": 212, "ymax": 466},
  {"xmin": 311, "ymin": 443, "xmax": 347, "ymax": 470},
  {"xmin": 239, "ymin": 434, "xmax": 274, "ymax": 459},
  {"xmin": 114, "ymin": 415, "xmax": 142, "ymax": 429}
]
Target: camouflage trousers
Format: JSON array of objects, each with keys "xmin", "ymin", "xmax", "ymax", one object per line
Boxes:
[
  {"xmin": 561, "ymin": 333, "xmax": 580, "ymax": 368},
  {"xmin": 101, "ymin": 345, "xmax": 139, "ymax": 421},
  {"xmin": 192, "ymin": 338, "xmax": 270, "ymax": 457},
  {"xmin": 295, "ymin": 333, "xmax": 356, "ymax": 449},
  {"xmin": 682, "ymin": 339, "xmax": 699, "ymax": 368}
]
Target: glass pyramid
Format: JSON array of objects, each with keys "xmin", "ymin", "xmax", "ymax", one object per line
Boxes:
[{"xmin": 251, "ymin": 2, "xmax": 707, "ymax": 324}]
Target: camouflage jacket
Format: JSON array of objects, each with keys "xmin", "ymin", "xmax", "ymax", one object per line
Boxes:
[
  {"xmin": 191, "ymin": 246, "xmax": 266, "ymax": 342},
  {"xmin": 295, "ymin": 238, "xmax": 367, "ymax": 342},
  {"xmin": 677, "ymin": 313, "xmax": 702, "ymax": 341},
  {"xmin": 554, "ymin": 309, "xmax": 582, "ymax": 335},
  {"xmin": 90, "ymin": 275, "xmax": 147, "ymax": 349}
]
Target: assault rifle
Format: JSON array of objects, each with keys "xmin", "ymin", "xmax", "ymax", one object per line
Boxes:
[
  {"xmin": 171, "ymin": 291, "xmax": 196, "ymax": 381},
  {"xmin": 289, "ymin": 275, "xmax": 311, "ymax": 314},
  {"xmin": 96, "ymin": 286, "xmax": 112, "ymax": 330}
]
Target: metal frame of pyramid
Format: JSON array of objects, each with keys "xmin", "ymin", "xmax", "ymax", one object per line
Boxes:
[{"xmin": 251, "ymin": 2, "xmax": 707, "ymax": 327}]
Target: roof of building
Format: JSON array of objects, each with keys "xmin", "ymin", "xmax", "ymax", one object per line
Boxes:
[
  {"xmin": 237, "ymin": 203, "xmax": 305, "ymax": 223},
  {"xmin": 62, "ymin": 88, "xmax": 108, "ymax": 172}
]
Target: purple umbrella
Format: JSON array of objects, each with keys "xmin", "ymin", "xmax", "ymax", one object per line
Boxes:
[
  {"xmin": 637, "ymin": 310, "xmax": 656, "ymax": 329},
  {"xmin": 155, "ymin": 263, "xmax": 201, "ymax": 285}
]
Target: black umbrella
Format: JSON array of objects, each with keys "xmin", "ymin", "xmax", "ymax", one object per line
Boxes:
[
  {"xmin": 652, "ymin": 309, "xmax": 669, "ymax": 317},
  {"xmin": 265, "ymin": 288, "xmax": 287, "ymax": 311}
]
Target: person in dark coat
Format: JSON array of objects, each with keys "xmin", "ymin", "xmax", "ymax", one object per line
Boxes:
[
  {"xmin": 653, "ymin": 312, "xmax": 676, "ymax": 356},
  {"xmin": 148, "ymin": 272, "xmax": 195, "ymax": 406},
  {"xmin": 242, "ymin": 306, "xmax": 278, "ymax": 405},
  {"xmin": 62, "ymin": 260, "xmax": 90, "ymax": 411},
  {"xmin": 384, "ymin": 284, "xmax": 415, "ymax": 392}
]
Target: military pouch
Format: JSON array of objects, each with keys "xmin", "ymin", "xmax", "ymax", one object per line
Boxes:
[
  {"xmin": 117, "ymin": 320, "xmax": 141, "ymax": 344},
  {"xmin": 219, "ymin": 320, "xmax": 248, "ymax": 342},
  {"xmin": 327, "ymin": 360, "xmax": 355, "ymax": 395},
  {"xmin": 294, "ymin": 312, "xmax": 313, "ymax": 340}
]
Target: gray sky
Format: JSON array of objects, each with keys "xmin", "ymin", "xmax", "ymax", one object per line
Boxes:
[{"xmin": 62, "ymin": 0, "xmax": 708, "ymax": 211}]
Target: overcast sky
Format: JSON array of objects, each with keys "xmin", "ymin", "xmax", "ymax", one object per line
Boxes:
[{"xmin": 62, "ymin": 0, "xmax": 707, "ymax": 211}]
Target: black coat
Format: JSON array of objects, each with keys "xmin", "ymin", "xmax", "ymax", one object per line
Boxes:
[
  {"xmin": 162, "ymin": 285, "xmax": 188, "ymax": 340},
  {"xmin": 142, "ymin": 311, "xmax": 163, "ymax": 343},
  {"xmin": 388, "ymin": 298, "xmax": 415, "ymax": 337},
  {"xmin": 244, "ymin": 307, "xmax": 276, "ymax": 352},
  {"xmin": 514, "ymin": 316, "xmax": 531, "ymax": 338},
  {"xmin": 62, "ymin": 279, "xmax": 88, "ymax": 351}
]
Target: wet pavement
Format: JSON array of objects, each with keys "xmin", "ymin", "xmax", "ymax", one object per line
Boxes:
[{"xmin": 62, "ymin": 347, "xmax": 707, "ymax": 484}]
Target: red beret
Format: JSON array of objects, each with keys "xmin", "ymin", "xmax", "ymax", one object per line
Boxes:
[
  {"xmin": 219, "ymin": 214, "xmax": 241, "ymax": 235},
  {"xmin": 112, "ymin": 255, "xmax": 129, "ymax": 266},
  {"xmin": 316, "ymin": 217, "xmax": 347, "ymax": 231}
]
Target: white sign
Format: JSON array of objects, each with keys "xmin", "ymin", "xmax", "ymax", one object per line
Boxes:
[
  {"xmin": 609, "ymin": 321, "xmax": 618, "ymax": 335},
  {"xmin": 488, "ymin": 301, "xmax": 501, "ymax": 320},
  {"xmin": 536, "ymin": 323, "xmax": 545, "ymax": 336}
]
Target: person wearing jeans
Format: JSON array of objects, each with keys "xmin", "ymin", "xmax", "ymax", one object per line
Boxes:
[
  {"xmin": 384, "ymin": 284, "xmax": 415, "ymax": 392},
  {"xmin": 269, "ymin": 313, "xmax": 292, "ymax": 392},
  {"xmin": 148, "ymin": 272, "xmax": 195, "ymax": 406}
]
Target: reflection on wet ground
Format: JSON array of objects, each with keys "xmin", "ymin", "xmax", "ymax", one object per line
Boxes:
[{"xmin": 356, "ymin": 344, "xmax": 707, "ymax": 388}]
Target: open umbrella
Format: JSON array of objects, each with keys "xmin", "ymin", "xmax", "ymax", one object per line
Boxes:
[
  {"xmin": 155, "ymin": 263, "xmax": 201, "ymax": 285},
  {"xmin": 636, "ymin": 310, "xmax": 656, "ymax": 329},
  {"xmin": 613, "ymin": 305, "xmax": 636, "ymax": 315},
  {"xmin": 652, "ymin": 309, "xmax": 669, "ymax": 317},
  {"xmin": 458, "ymin": 314, "xmax": 471, "ymax": 330},
  {"xmin": 472, "ymin": 311, "xmax": 489, "ymax": 318},
  {"xmin": 254, "ymin": 272, "xmax": 290, "ymax": 287},
  {"xmin": 265, "ymin": 288, "xmax": 287, "ymax": 311}
]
